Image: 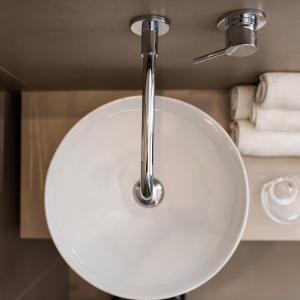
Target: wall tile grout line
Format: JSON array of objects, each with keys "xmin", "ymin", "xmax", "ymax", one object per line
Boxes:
[
  {"xmin": 14, "ymin": 258, "xmax": 61, "ymax": 300},
  {"xmin": 0, "ymin": 64, "xmax": 34, "ymax": 90}
]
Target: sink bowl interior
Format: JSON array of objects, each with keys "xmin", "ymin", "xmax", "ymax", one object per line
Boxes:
[{"xmin": 45, "ymin": 96, "xmax": 248, "ymax": 299}]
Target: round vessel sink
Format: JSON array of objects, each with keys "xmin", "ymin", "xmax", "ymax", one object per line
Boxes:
[{"xmin": 45, "ymin": 96, "xmax": 248, "ymax": 299}]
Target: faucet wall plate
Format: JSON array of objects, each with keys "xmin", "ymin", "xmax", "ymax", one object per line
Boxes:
[
  {"xmin": 217, "ymin": 9, "xmax": 267, "ymax": 32},
  {"xmin": 193, "ymin": 8, "xmax": 267, "ymax": 64},
  {"xmin": 130, "ymin": 15, "xmax": 170, "ymax": 36}
]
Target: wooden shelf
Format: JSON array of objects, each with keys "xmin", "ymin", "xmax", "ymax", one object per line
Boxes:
[{"xmin": 21, "ymin": 90, "xmax": 300, "ymax": 240}]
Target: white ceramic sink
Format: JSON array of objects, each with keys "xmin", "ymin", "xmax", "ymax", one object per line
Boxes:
[{"xmin": 45, "ymin": 96, "xmax": 248, "ymax": 299}]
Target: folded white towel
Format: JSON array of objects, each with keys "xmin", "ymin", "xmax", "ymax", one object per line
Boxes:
[
  {"xmin": 230, "ymin": 120, "xmax": 300, "ymax": 156},
  {"xmin": 251, "ymin": 103, "xmax": 300, "ymax": 131},
  {"xmin": 256, "ymin": 73, "xmax": 300, "ymax": 109},
  {"xmin": 230, "ymin": 85, "xmax": 256, "ymax": 120}
]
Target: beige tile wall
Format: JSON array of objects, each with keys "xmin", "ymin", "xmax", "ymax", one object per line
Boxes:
[
  {"xmin": 20, "ymin": 90, "xmax": 229, "ymax": 238},
  {"xmin": 21, "ymin": 90, "xmax": 300, "ymax": 240},
  {"xmin": 21, "ymin": 90, "xmax": 229, "ymax": 238}
]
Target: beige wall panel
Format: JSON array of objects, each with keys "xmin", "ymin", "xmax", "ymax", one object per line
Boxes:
[{"xmin": 21, "ymin": 90, "xmax": 300, "ymax": 240}]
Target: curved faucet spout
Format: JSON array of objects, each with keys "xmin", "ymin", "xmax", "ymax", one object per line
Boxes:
[
  {"xmin": 130, "ymin": 15, "xmax": 170, "ymax": 207},
  {"xmin": 140, "ymin": 52, "xmax": 156, "ymax": 200}
]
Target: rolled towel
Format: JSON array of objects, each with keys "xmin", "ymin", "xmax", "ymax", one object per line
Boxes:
[
  {"xmin": 230, "ymin": 120, "xmax": 300, "ymax": 156},
  {"xmin": 256, "ymin": 72, "xmax": 300, "ymax": 109},
  {"xmin": 251, "ymin": 103, "xmax": 300, "ymax": 131},
  {"xmin": 230, "ymin": 85, "xmax": 256, "ymax": 120}
]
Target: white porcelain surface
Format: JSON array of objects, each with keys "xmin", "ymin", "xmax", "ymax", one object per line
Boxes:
[{"xmin": 45, "ymin": 96, "xmax": 249, "ymax": 300}]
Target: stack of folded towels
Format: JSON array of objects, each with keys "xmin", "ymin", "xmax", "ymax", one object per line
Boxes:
[{"xmin": 230, "ymin": 72, "xmax": 300, "ymax": 156}]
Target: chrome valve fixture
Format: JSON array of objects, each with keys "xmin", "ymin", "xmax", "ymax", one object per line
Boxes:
[
  {"xmin": 193, "ymin": 9, "xmax": 267, "ymax": 64},
  {"xmin": 130, "ymin": 15, "xmax": 170, "ymax": 207}
]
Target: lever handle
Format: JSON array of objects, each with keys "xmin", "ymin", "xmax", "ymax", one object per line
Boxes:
[
  {"xmin": 193, "ymin": 48, "xmax": 227, "ymax": 64},
  {"xmin": 193, "ymin": 9, "xmax": 266, "ymax": 64}
]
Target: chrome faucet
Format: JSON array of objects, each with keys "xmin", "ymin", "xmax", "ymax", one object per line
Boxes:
[
  {"xmin": 130, "ymin": 15, "xmax": 170, "ymax": 207},
  {"xmin": 193, "ymin": 9, "xmax": 267, "ymax": 64}
]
